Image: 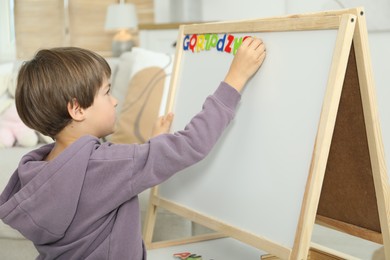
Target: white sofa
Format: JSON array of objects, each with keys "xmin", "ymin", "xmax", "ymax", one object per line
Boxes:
[
  {"xmin": 0, "ymin": 147, "xmax": 39, "ymax": 258},
  {"xmin": 0, "ymin": 48, "xmax": 201, "ymax": 259},
  {"xmin": 0, "ymin": 60, "xmax": 41, "ymax": 258}
]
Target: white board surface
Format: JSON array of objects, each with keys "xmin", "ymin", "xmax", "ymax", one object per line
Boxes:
[{"xmin": 159, "ymin": 30, "xmax": 338, "ymax": 248}]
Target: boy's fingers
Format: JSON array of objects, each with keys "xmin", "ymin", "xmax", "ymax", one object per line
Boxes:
[
  {"xmin": 249, "ymin": 38, "xmax": 263, "ymax": 51},
  {"xmin": 242, "ymin": 38, "xmax": 265, "ymax": 54},
  {"xmin": 166, "ymin": 113, "xmax": 174, "ymax": 122},
  {"xmin": 162, "ymin": 113, "xmax": 174, "ymax": 125},
  {"xmin": 242, "ymin": 37, "xmax": 254, "ymax": 47},
  {"xmin": 257, "ymin": 52, "xmax": 266, "ymax": 64},
  {"xmin": 254, "ymin": 40, "xmax": 265, "ymax": 51}
]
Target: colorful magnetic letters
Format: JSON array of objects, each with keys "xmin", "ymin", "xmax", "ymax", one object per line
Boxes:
[{"xmin": 183, "ymin": 34, "xmax": 251, "ymax": 55}]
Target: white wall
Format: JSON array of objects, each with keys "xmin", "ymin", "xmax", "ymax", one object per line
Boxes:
[
  {"xmin": 0, "ymin": 0, "xmax": 16, "ymax": 62},
  {"xmin": 286, "ymin": 0, "xmax": 390, "ymax": 31},
  {"xmin": 201, "ymin": 0, "xmax": 286, "ymax": 21},
  {"xmin": 153, "ymin": 0, "xmax": 203, "ymax": 23},
  {"xmin": 155, "ymin": 0, "xmax": 390, "ymax": 30}
]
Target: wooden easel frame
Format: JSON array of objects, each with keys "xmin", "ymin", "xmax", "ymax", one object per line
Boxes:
[
  {"xmin": 302, "ymin": 7, "xmax": 390, "ymax": 258},
  {"xmin": 143, "ymin": 8, "xmax": 390, "ymax": 259}
]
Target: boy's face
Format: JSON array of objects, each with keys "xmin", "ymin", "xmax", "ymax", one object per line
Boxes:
[{"xmin": 83, "ymin": 77, "xmax": 118, "ymax": 138}]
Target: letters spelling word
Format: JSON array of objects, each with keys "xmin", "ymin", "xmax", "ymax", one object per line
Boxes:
[{"xmin": 182, "ymin": 34, "xmax": 251, "ymax": 55}]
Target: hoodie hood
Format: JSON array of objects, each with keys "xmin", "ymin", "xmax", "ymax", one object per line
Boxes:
[{"xmin": 0, "ymin": 136, "xmax": 99, "ymax": 244}]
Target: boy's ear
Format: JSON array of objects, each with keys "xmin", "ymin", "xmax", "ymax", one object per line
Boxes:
[{"xmin": 67, "ymin": 98, "xmax": 86, "ymax": 121}]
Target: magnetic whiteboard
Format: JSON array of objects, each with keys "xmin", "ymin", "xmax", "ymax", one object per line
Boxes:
[
  {"xmin": 159, "ymin": 29, "xmax": 338, "ymax": 249},
  {"xmin": 142, "ymin": 14, "xmax": 360, "ymax": 258}
]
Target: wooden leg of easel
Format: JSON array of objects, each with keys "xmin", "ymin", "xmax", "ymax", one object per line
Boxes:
[
  {"xmin": 143, "ymin": 188, "xmax": 227, "ymax": 249},
  {"xmin": 143, "ymin": 187, "xmax": 159, "ymax": 248},
  {"xmin": 147, "ymin": 232, "xmax": 227, "ymax": 250},
  {"xmin": 372, "ymin": 246, "xmax": 385, "ymax": 260},
  {"xmin": 260, "ymin": 243, "xmax": 360, "ymax": 260}
]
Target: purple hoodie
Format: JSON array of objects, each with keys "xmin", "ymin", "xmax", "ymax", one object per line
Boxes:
[{"xmin": 0, "ymin": 82, "xmax": 240, "ymax": 259}]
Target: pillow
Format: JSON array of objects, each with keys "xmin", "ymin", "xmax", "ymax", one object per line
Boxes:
[
  {"xmin": 109, "ymin": 48, "xmax": 174, "ymax": 144},
  {"xmin": 111, "ymin": 47, "xmax": 174, "ymax": 114},
  {"xmin": 110, "ymin": 67, "xmax": 167, "ymax": 144}
]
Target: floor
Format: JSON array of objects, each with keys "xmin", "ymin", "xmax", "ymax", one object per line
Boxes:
[
  {"xmin": 0, "ymin": 224, "xmax": 384, "ymax": 260},
  {"xmin": 147, "ymin": 224, "xmax": 384, "ymax": 260},
  {"xmin": 311, "ymin": 224, "xmax": 383, "ymax": 259}
]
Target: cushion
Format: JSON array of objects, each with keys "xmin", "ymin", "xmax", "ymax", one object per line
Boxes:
[
  {"xmin": 109, "ymin": 48, "xmax": 174, "ymax": 144},
  {"xmin": 111, "ymin": 47, "xmax": 174, "ymax": 114},
  {"xmin": 110, "ymin": 67, "xmax": 166, "ymax": 144}
]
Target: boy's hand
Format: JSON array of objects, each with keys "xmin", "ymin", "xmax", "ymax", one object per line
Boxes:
[
  {"xmin": 151, "ymin": 112, "xmax": 174, "ymax": 137},
  {"xmin": 224, "ymin": 37, "xmax": 266, "ymax": 92}
]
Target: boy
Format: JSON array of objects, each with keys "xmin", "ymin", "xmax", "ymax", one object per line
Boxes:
[{"xmin": 0, "ymin": 37, "xmax": 265, "ymax": 259}]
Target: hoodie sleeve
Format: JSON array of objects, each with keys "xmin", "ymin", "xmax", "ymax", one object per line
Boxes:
[
  {"xmin": 130, "ymin": 81, "xmax": 241, "ymax": 195},
  {"xmin": 84, "ymin": 82, "xmax": 240, "ymax": 208}
]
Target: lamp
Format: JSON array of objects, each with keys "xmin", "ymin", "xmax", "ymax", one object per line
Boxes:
[{"xmin": 105, "ymin": 2, "xmax": 138, "ymax": 57}]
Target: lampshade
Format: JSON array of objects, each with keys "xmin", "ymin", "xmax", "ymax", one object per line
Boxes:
[{"xmin": 105, "ymin": 3, "xmax": 138, "ymax": 31}]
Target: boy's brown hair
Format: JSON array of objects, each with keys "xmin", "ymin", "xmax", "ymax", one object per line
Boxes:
[{"xmin": 15, "ymin": 47, "xmax": 111, "ymax": 138}]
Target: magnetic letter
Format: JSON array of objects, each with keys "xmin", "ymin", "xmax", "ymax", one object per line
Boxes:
[
  {"xmin": 232, "ymin": 37, "xmax": 243, "ymax": 55},
  {"xmin": 183, "ymin": 35, "xmax": 190, "ymax": 51},
  {"xmin": 189, "ymin": 34, "xmax": 197, "ymax": 52},
  {"xmin": 210, "ymin": 34, "xmax": 218, "ymax": 49},
  {"xmin": 224, "ymin": 34, "xmax": 234, "ymax": 53},
  {"xmin": 196, "ymin": 34, "xmax": 205, "ymax": 52},
  {"xmin": 216, "ymin": 34, "xmax": 227, "ymax": 52}
]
